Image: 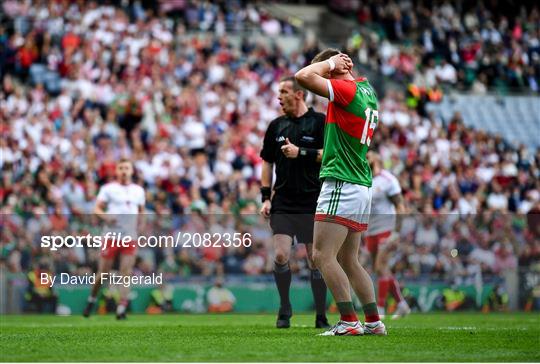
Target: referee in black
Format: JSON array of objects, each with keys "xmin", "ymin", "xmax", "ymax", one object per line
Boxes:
[{"xmin": 260, "ymin": 76, "xmax": 329, "ymax": 329}]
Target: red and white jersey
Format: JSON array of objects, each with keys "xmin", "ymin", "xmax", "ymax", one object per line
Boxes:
[
  {"xmin": 366, "ymin": 170, "xmax": 401, "ymax": 236},
  {"xmin": 96, "ymin": 182, "xmax": 145, "ymax": 237}
]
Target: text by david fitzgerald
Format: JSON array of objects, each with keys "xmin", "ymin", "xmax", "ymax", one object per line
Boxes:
[{"xmin": 40, "ymin": 273, "xmax": 162, "ymax": 288}]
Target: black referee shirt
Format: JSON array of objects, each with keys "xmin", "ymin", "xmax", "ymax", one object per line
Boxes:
[{"xmin": 260, "ymin": 107, "xmax": 325, "ymax": 199}]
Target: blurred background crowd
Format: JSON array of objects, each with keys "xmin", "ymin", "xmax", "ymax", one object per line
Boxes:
[
  {"xmin": 1, "ymin": 0, "xmax": 539, "ymax": 309},
  {"xmin": 334, "ymin": 0, "xmax": 540, "ymax": 93}
]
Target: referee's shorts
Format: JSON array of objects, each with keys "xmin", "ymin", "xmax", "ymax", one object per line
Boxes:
[{"xmin": 269, "ymin": 193, "xmax": 318, "ymax": 244}]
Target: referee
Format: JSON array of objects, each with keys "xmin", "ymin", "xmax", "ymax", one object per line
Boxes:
[{"xmin": 260, "ymin": 76, "xmax": 329, "ymax": 329}]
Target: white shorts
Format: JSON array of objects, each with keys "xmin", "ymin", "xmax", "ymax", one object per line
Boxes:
[
  {"xmin": 315, "ymin": 178, "xmax": 372, "ymax": 232},
  {"xmin": 366, "ymin": 214, "xmax": 396, "ymax": 236}
]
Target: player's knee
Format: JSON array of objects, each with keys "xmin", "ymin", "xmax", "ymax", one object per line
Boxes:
[
  {"xmin": 312, "ymin": 249, "xmax": 325, "ymax": 268},
  {"xmin": 336, "ymin": 254, "xmax": 344, "ymax": 267},
  {"xmin": 340, "ymin": 255, "xmax": 360, "ymax": 273},
  {"xmin": 274, "ymin": 250, "xmax": 290, "ymax": 265},
  {"xmin": 336, "ymin": 250, "xmax": 350, "ymax": 266}
]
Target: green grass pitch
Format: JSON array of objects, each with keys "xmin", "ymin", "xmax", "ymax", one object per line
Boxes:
[{"xmin": 1, "ymin": 313, "xmax": 539, "ymax": 362}]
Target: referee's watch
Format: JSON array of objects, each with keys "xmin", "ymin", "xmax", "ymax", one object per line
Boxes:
[
  {"xmin": 299, "ymin": 147, "xmax": 318, "ymax": 161},
  {"xmin": 261, "ymin": 186, "xmax": 271, "ymax": 203}
]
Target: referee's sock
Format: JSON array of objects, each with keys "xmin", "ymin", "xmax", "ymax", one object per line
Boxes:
[
  {"xmin": 310, "ymin": 269, "xmax": 327, "ymax": 317},
  {"xmin": 273, "ymin": 261, "xmax": 292, "ymax": 312}
]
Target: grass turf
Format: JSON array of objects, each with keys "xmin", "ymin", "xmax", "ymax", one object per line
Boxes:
[{"xmin": 0, "ymin": 313, "xmax": 539, "ymax": 362}]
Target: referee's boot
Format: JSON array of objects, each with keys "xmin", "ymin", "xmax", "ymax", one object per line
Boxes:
[
  {"xmin": 315, "ymin": 314, "xmax": 331, "ymax": 329},
  {"xmin": 276, "ymin": 305, "xmax": 292, "ymax": 328}
]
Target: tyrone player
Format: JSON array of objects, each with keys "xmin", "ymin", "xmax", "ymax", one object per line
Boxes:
[
  {"xmin": 365, "ymin": 153, "xmax": 411, "ymax": 319},
  {"xmin": 83, "ymin": 159, "xmax": 145, "ymax": 319},
  {"xmin": 296, "ymin": 49, "xmax": 386, "ymax": 336}
]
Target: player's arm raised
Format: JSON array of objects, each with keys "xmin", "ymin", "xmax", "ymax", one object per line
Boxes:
[{"xmin": 294, "ymin": 54, "xmax": 352, "ymax": 98}]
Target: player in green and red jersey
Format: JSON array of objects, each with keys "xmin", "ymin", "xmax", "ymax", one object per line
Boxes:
[{"xmin": 295, "ymin": 49, "xmax": 386, "ymax": 336}]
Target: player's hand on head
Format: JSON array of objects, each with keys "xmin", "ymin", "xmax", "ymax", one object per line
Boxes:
[
  {"xmin": 330, "ymin": 54, "xmax": 353, "ymax": 74},
  {"xmin": 260, "ymin": 200, "xmax": 271, "ymax": 218},
  {"xmin": 340, "ymin": 53, "xmax": 354, "ymax": 68},
  {"xmin": 281, "ymin": 138, "xmax": 299, "ymax": 158}
]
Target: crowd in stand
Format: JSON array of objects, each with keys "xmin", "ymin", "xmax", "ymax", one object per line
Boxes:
[
  {"xmin": 337, "ymin": 0, "xmax": 540, "ymax": 93},
  {"xmin": 1, "ymin": 1, "xmax": 539, "ymax": 287},
  {"xmin": 367, "ymin": 94, "xmax": 539, "ymax": 282}
]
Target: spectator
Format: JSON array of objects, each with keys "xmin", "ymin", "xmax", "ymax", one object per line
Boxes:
[
  {"xmin": 207, "ymin": 277, "xmax": 236, "ymax": 313},
  {"xmin": 342, "ymin": 0, "xmax": 540, "ymax": 93},
  {"xmin": 0, "ymin": 0, "xmax": 537, "ymax": 289}
]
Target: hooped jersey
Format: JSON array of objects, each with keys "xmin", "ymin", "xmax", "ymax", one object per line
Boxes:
[{"xmin": 321, "ymin": 78, "xmax": 379, "ymax": 187}]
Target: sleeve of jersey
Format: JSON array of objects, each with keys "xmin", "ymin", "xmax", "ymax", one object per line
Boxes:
[
  {"xmin": 139, "ymin": 188, "xmax": 146, "ymax": 207},
  {"xmin": 259, "ymin": 124, "xmax": 275, "ymax": 163},
  {"xmin": 387, "ymin": 175, "xmax": 402, "ymax": 196},
  {"xmin": 327, "ymin": 79, "xmax": 357, "ymax": 107},
  {"xmin": 96, "ymin": 187, "xmax": 108, "ymax": 203}
]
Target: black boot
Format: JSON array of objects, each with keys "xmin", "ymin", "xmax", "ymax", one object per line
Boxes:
[
  {"xmin": 276, "ymin": 305, "xmax": 292, "ymax": 329},
  {"xmin": 315, "ymin": 314, "xmax": 330, "ymax": 329}
]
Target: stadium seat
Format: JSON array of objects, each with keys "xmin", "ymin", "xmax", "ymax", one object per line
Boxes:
[{"xmin": 428, "ymin": 95, "xmax": 540, "ymax": 149}]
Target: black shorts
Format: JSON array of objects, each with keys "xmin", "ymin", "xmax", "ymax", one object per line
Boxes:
[{"xmin": 269, "ymin": 193, "xmax": 318, "ymax": 244}]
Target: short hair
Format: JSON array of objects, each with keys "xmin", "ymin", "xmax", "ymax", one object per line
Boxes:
[
  {"xmin": 280, "ymin": 76, "xmax": 307, "ymax": 100},
  {"xmin": 117, "ymin": 158, "xmax": 132, "ymax": 166},
  {"xmin": 311, "ymin": 48, "xmax": 341, "ymax": 64}
]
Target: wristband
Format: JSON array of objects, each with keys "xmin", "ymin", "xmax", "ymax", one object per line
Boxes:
[
  {"xmin": 327, "ymin": 59, "xmax": 336, "ymax": 71},
  {"xmin": 299, "ymin": 147, "xmax": 318, "ymax": 161},
  {"xmin": 261, "ymin": 187, "xmax": 271, "ymax": 203}
]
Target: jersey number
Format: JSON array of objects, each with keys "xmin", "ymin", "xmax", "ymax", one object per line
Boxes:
[{"xmin": 361, "ymin": 107, "xmax": 378, "ymax": 146}]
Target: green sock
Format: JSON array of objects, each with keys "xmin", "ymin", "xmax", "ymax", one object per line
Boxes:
[
  {"xmin": 337, "ymin": 301, "xmax": 358, "ymax": 322},
  {"xmin": 362, "ymin": 302, "xmax": 380, "ymax": 323}
]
